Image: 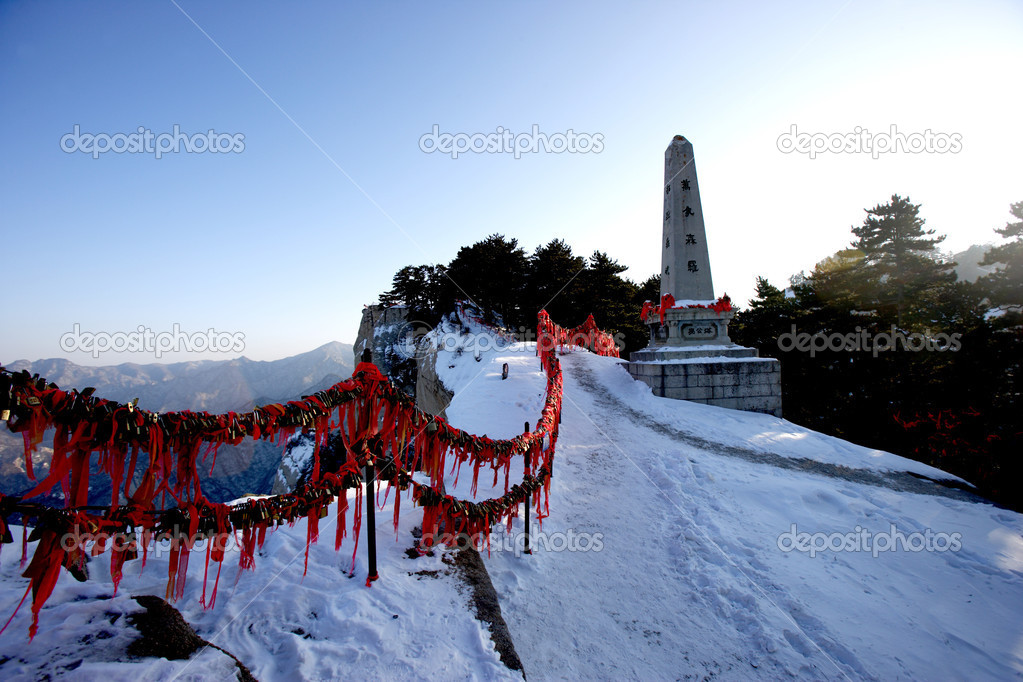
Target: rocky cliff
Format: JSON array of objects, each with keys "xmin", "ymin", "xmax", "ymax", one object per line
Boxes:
[
  {"xmin": 415, "ymin": 346, "xmax": 453, "ymax": 419},
  {"xmin": 353, "ymin": 305, "xmax": 411, "ymax": 376}
]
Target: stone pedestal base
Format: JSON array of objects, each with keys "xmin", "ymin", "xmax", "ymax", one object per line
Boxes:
[
  {"xmin": 647, "ymin": 307, "xmax": 736, "ymax": 347},
  {"xmin": 626, "ymin": 345, "xmax": 783, "ymax": 417}
]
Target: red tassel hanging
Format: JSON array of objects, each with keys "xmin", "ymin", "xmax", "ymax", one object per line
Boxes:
[
  {"xmin": 207, "ymin": 558, "xmax": 224, "ymax": 610},
  {"xmin": 210, "ymin": 504, "xmax": 230, "ymax": 564},
  {"xmin": 349, "ymin": 484, "xmax": 363, "ymax": 575},
  {"xmin": 21, "ymin": 528, "xmax": 64, "ymax": 640},
  {"xmin": 239, "ymin": 525, "xmax": 257, "ymax": 571},
  {"xmin": 470, "ymin": 457, "xmax": 481, "ymax": 498},
  {"xmin": 392, "ymin": 485, "xmax": 401, "ymax": 538},
  {"xmin": 174, "ymin": 543, "xmax": 190, "ymax": 602},
  {"xmin": 20, "ymin": 412, "xmax": 45, "ymax": 480},
  {"xmin": 303, "ymin": 505, "xmax": 320, "ymax": 577},
  {"xmin": 185, "ymin": 504, "xmax": 200, "ymax": 545},
  {"xmin": 110, "ymin": 533, "xmax": 134, "ymax": 595},
  {"xmin": 165, "ymin": 539, "xmax": 180, "ymax": 602},
  {"xmin": 312, "ymin": 414, "xmax": 331, "ymax": 482},
  {"xmin": 204, "ymin": 441, "xmax": 223, "ymax": 477},
  {"xmin": 422, "ymin": 503, "xmax": 440, "ymax": 548},
  {"xmin": 21, "ymin": 439, "xmax": 73, "ymax": 502},
  {"xmin": 202, "ymin": 503, "xmax": 231, "ymax": 608},
  {"xmin": 543, "ymin": 477, "xmax": 551, "ymax": 518},
  {"xmin": 200, "ymin": 540, "xmax": 213, "ymax": 609},
  {"xmin": 335, "ymin": 491, "xmax": 349, "ymax": 552},
  {"xmin": 165, "ymin": 536, "xmax": 190, "ymax": 603}
]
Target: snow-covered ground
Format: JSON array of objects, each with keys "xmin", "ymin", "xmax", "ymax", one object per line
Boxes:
[
  {"xmin": 0, "ymin": 492, "xmax": 517, "ymax": 681},
  {"xmin": 1, "ymin": 337, "xmax": 1021, "ymax": 680},
  {"xmin": 441, "ymin": 344, "xmax": 1023, "ymax": 680}
]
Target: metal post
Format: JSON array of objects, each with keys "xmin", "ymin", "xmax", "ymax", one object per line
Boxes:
[
  {"xmin": 523, "ymin": 421, "xmax": 532, "ymax": 555},
  {"xmin": 360, "ymin": 348, "xmax": 379, "ymax": 582},
  {"xmin": 365, "ymin": 457, "xmax": 379, "ymax": 582}
]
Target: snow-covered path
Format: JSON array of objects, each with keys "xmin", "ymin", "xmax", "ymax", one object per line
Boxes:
[
  {"xmin": 569, "ymin": 360, "xmax": 980, "ymax": 503},
  {"xmin": 450, "ymin": 349, "xmax": 1023, "ymax": 681}
]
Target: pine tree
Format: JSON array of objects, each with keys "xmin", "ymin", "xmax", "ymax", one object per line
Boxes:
[
  {"xmin": 851, "ymin": 195, "xmax": 955, "ymax": 327},
  {"xmin": 979, "ymin": 200, "xmax": 1023, "ymax": 312},
  {"xmin": 634, "ymin": 274, "xmax": 660, "ymax": 307},
  {"xmin": 379, "ymin": 264, "xmax": 449, "ymax": 325},
  {"xmin": 526, "ymin": 239, "xmax": 586, "ymax": 324},
  {"xmin": 445, "ymin": 234, "xmax": 530, "ymax": 328},
  {"xmin": 805, "ymin": 249, "xmax": 872, "ymax": 317},
  {"xmin": 732, "ymin": 277, "xmax": 793, "ymax": 354}
]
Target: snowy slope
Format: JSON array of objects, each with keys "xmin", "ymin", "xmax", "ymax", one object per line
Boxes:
[{"xmin": 439, "ymin": 344, "xmax": 1023, "ymax": 680}]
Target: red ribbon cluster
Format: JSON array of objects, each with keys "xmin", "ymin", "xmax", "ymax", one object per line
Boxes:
[
  {"xmin": 641, "ymin": 294, "xmax": 733, "ymax": 324},
  {"xmin": 537, "ymin": 311, "xmax": 620, "ymax": 359},
  {"xmin": 0, "ymin": 310, "xmax": 622, "ymax": 639}
]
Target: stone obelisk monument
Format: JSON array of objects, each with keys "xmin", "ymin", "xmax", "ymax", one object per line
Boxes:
[
  {"xmin": 662, "ymin": 136, "xmax": 714, "ymax": 302},
  {"xmin": 647, "ymin": 135, "xmax": 735, "ymax": 346},
  {"xmin": 627, "ymin": 135, "xmax": 783, "ymax": 417}
]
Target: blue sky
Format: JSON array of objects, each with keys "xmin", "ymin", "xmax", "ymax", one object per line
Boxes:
[{"xmin": 2, "ymin": 0, "xmax": 1021, "ymax": 365}]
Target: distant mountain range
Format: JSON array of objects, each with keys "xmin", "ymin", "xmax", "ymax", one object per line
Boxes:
[
  {"xmin": 0, "ymin": 341, "xmax": 354, "ymax": 504},
  {"xmin": 5, "ymin": 341, "xmax": 354, "ymax": 414},
  {"xmin": 952, "ymin": 244, "xmax": 998, "ymax": 283}
]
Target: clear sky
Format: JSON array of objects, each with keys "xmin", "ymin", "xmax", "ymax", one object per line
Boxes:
[{"xmin": 2, "ymin": 0, "xmax": 1021, "ymax": 365}]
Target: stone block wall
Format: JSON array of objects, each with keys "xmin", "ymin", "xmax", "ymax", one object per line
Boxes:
[{"xmin": 627, "ymin": 357, "xmax": 782, "ymax": 417}]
